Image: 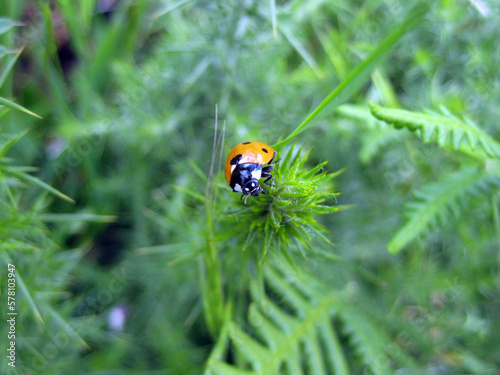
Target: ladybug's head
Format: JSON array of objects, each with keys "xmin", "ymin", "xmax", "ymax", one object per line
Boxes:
[
  {"xmin": 230, "ymin": 163, "xmax": 265, "ymax": 204},
  {"xmin": 242, "ymin": 178, "xmax": 261, "ymax": 197}
]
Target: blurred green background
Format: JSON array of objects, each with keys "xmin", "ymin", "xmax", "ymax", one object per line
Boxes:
[{"xmin": 1, "ymin": 0, "xmax": 499, "ymax": 374}]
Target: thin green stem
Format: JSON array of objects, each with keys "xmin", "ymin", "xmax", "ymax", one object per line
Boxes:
[
  {"xmin": 203, "ymin": 195, "xmax": 225, "ymax": 338},
  {"xmin": 273, "ymin": 2, "xmax": 428, "ymax": 149}
]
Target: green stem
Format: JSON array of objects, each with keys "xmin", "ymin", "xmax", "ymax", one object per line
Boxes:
[
  {"xmin": 203, "ymin": 196, "xmax": 225, "ymax": 337},
  {"xmin": 273, "ymin": 2, "xmax": 428, "ymax": 149}
]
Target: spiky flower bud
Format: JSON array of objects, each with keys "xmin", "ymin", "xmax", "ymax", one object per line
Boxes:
[{"xmin": 226, "ymin": 143, "xmax": 344, "ymax": 262}]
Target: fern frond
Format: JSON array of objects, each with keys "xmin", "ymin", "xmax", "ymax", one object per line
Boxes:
[
  {"xmin": 339, "ymin": 306, "xmax": 393, "ymax": 375},
  {"xmin": 388, "ymin": 165, "xmax": 500, "ymax": 253},
  {"xmin": 205, "ymin": 261, "xmax": 412, "ymax": 374},
  {"xmin": 369, "ymin": 102, "xmax": 500, "ymax": 159},
  {"xmin": 336, "ymin": 104, "xmax": 403, "ymax": 164},
  {"xmin": 207, "ymin": 360, "xmax": 255, "ymax": 375}
]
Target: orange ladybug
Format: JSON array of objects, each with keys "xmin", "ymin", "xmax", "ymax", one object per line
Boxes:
[{"xmin": 224, "ymin": 141, "xmax": 277, "ymax": 203}]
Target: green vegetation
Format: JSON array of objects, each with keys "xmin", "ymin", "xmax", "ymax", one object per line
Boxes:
[{"xmin": 1, "ymin": 0, "xmax": 499, "ymax": 374}]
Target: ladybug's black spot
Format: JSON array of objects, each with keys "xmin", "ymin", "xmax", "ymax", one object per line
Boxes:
[
  {"xmin": 262, "ymin": 148, "xmax": 268, "ymax": 153},
  {"xmin": 230, "ymin": 154, "xmax": 242, "ymax": 165},
  {"xmin": 242, "ymin": 141, "xmax": 251, "ymax": 145}
]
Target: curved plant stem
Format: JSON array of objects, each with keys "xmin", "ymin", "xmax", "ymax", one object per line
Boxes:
[
  {"xmin": 201, "ymin": 197, "xmax": 225, "ymax": 338},
  {"xmin": 273, "ymin": 2, "xmax": 428, "ymax": 149}
]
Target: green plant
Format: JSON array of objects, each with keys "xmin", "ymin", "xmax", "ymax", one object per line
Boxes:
[
  {"xmin": 0, "ymin": 130, "xmax": 93, "ymax": 374},
  {"xmin": 0, "ymin": 14, "xmax": 119, "ymax": 374},
  {"xmin": 205, "ymin": 262, "xmax": 414, "ymax": 375},
  {"xmin": 0, "ymin": 17, "xmax": 41, "ymax": 118},
  {"xmin": 2, "ymin": 0, "xmax": 500, "ymax": 373},
  {"xmin": 226, "ymin": 143, "xmax": 343, "ymax": 262},
  {"xmin": 186, "ymin": 5, "xmax": 437, "ymax": 373},
  {"xmin": 369, "ymin": 103, "xmax": 500, "ymax": 253}
]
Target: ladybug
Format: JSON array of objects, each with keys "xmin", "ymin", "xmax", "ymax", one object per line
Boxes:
[{"xmin": 225, "ymin": 141, "xmax": 278, "ymax": 204}]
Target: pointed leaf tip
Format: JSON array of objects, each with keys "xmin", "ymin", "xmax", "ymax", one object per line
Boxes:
[{"xmin": 0, "ymin": 96, "xmax": 43, "ymax": 119}]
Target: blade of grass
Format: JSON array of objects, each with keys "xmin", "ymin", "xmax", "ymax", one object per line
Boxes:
[
  {"xmin": 0, "ymin": 18, "xmax": 23, "ymax": 36},
  {"xmin": 315, "ymin": 25, "xmax": 348, "ymax": 80},
  {"xmin": 172, "ymin": 184, "xmax": 205, "ymax": 202},
  {"xmin": 38, "ymin": 2, "xmax": 75, "ymax": 120},
  {"xmin": 273, "ymin": 2, "xmax": 428, "ymax": 149},
  {"xmin": 203, "ymin": 303, "xmax": 233, "ymax": 373},
  {"xmin": 54, "ymin": 0, "xmax": 87, "ymax": 59},
  {"xmin": 6, "ymin": 168, "xmax": 75, "ymax": 203},
  {"xmin": 0, "ymin": 128, "xmax": 29, "ymax": 158},
  {"xmin": 16, "ymin": 269, "xmax": 45, "ymax": 327},
  {"xmin": 269, "ymin": 0, "xmax": 277, "ymax": 39},
  {"xmin": 44, "ymin": 304, "xmax": 91, "ymax": 350},
  {"xmin": 202, "ymin": 191, "xmax": 225, "ymax": 338},
  {"xmin": 153, "ymin": 0, "xmax": 191, "ymax": 19},
  {"xmin": 0, "ymin": 46, "xmax": 24, "ymax": 89},
  {"xmin": 280, "ymin": 25, "xmax": 321, "ymax": 78},
  {"xmin": 0, "ymin": 96, "xmax": 42, "ymax": 119},
  {"xmin": 88, "ymin": 2, "xmax": 148, "ymax": 92},
  {"xmin": 0, "ymin": 45, "xmax": 9, "ymax": 59},
  {"xmin": 38, "ymin": 213, "xmax": 117, "ymax": 222},
  {"xmin": 0, "ymin": 173, "xmax": 17, "ymax": 207},
  {"xmin": 81, "ymin": 0, "xmax": 98, "ymax": 32}
]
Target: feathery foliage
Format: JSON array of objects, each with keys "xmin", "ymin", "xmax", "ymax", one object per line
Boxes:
[
  {"xmin": 0, "ymin": 20, "xmax": 41, "ymax": 119},
  {"xmin": 205, "ymin": 261, "xmax": 407, "ymax": 375},
  {"xmin": 273, "ymin": 2, "xmax": 429, "ymax": 149},
  {"xmin": 387, "ymin": 165, "xmax": 500, "ymax": 252},
  {"xmin": 369, "ymin": 103, "xmax": 500, "ymax": 159},
  {"xmin": 1, "ymin": 0, "xmax": 499, "ymax": 373},
  {"xmin": 369, "ymin": 103, "xmax": 500, "ymax": 253},
  {"xmin": 0, "ymin": 132, "xmax": 92, "ymax": 373}
]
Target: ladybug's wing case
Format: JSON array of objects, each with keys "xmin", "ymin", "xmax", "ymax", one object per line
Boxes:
[
  {"xmin": 242, "ymin": 141, "xmax": 275, "ymax": 165},
  {"xmin": 224, "ymin": 147, "xmax": 238, "ymax": 184},
  {"xmin": 224, "ymin": 141, "xmax": 275, "ymax": 185}
]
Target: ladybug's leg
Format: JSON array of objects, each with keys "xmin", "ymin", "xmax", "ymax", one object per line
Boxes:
[
  {"xmin": 261, "ymin": 166, "xmax": 275, "ymax": 186},
  {"xmin": 261, "ymin": 151, "xmax": 280, "ymax": 186},
  {"xmin": 262, "ymin": 176, "xmax": 275, "ymax": 186},
  {"xmin": 262, "ymin": 165, "xmax": 273, "ymax": 174}
]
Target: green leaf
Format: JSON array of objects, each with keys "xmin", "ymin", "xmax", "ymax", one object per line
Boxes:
[
  {"xmin": 0, "ymin": 46, "xmax": 24, "ymax": 89},
  {"xmin": 0, "ymin": 45, "xmax": 8, "ymax": 59},
  {"xmin": 5, "ymin": 168, "xmax": 75, "ymax": 203},
  {"xmin": 44, "ymin": 304, "xmax": 90, "ymax": 350},
  {"xmin": 318, "ymin": 318, "xmax": 350, "ymax": 375},
  {"xmin": 273, "ymin": 3, "xmax": 428, "ymax": 149},
  {"xmin": 0, "ymin": 129, "xmax": 29, "ymax": 158},
  {"xmin": 269, "ymin": 0, "xmax": 277, "ymax": 39},
  {"xmin": 205, "ymin": 261, "xmax": 405, "ymax": 375},
  {"xmin": 0, "ymin": 17, "xmax": 23, "ymax": 36},
  {"xmin": 340, "ymin": 305, "xmax": 394, "ymax": 375},
  {"xmin": 387, "ymin": 166, "xmax": 500, "ymax": 253},
  {"xmin": 0, "ymin": 96, "xmax": 43, "ymax": 119},
  {"xmin": 369, "ymin": 103, "xmax": 500, "ymax": 159},
  {"xmin": 13, "ymin": 268, "xmax": 45, "ymax": 326},
  {"xmin": 153, "ymin": 0, "xmax": 191, "ymax": 19},
  {"xmin": 38, "ymin": 213, "xmax": 117, "ymax": 222},
  {"xmin": 280, "ymin": 25, "xmax": 321, "ymax": 78},
  {"xmin": 206, "ymin": 360, "xmax": 255, "ymax": 375}
]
